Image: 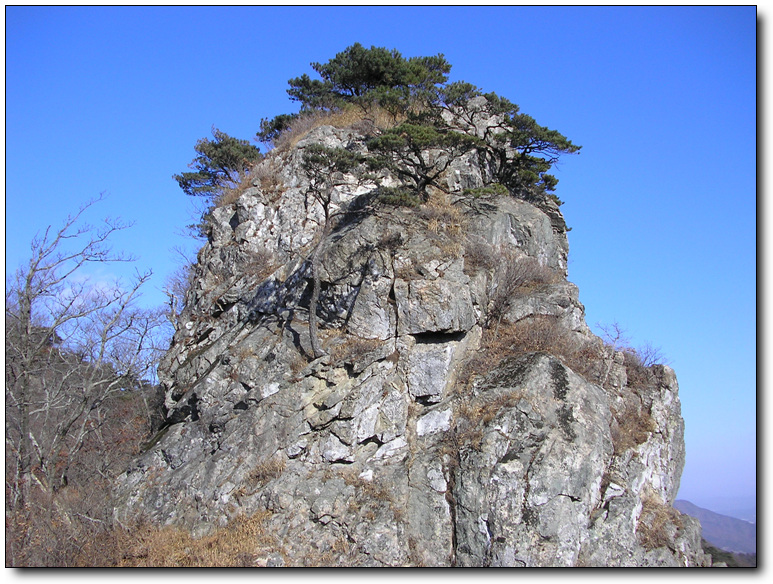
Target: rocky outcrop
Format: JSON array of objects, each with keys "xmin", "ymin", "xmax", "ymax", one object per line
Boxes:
[{"xmin": 114, "ymin": 123, "xmax": 710, "ymax": 566}]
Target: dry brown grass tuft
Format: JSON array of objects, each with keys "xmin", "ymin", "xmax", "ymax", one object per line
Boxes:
[
  {"xmin": 636, "ymin": 488, "xmax": 683, "ymax": 551},
  {"xmin": 236, "ymin": 247, "xmax": 276, "ymax": 281},
  {"xmin": 213, "ymin": 158, "xmax": 286, "ymax": 209},
  {"xmin": 289, "ymin": 351, "xmax": 310, "ymax": 376},
  {"xmin": 421, "ymin": 193, "xmax": 467, "ymax": 236},
  {"xmin": 118, "ymin": 510, "xmax": 278, "ymax": 567},
  {"xmin": 274, "ymin": 103, "xmax": 404, "ymax": 151},
  {"xmin": 214, "ymin": 167, "xmax": 259, "ymax": 208},
  {"xmin": 621, "ymin": 349, "xmax": 652, "ymax": 389},
  {"xmin": 610, "ymin": 400, "xmax": 657, "ymax": 455},
  {"xmin": 7, "ymin": 495, "xmax": 281, "ymax": 567},
  {"xmin": 246, "ymin": 455, "xmax": 286, "ymax": 486},
  {"xmin": 457, "ymin": 390, "xmax": 526, "ymax": 427},
  {"xmin": 328, "ymin": 334, "xmax": 384, "ymax": 365},
  {"xmin": 456, "ymin": 316, "xmax": 605, "ymax": 397},
  {"xmin": 252, "ymin": 158, "xmax": 287, "ymax": 202}
]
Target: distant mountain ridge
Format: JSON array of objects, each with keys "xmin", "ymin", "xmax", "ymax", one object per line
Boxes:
[{"xmin": 675, "ymin": 500, "xmax": 756, "ymax": 554}]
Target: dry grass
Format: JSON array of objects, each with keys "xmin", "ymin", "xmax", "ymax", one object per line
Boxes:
[
  {"xmin": 6, "ymin": 491, "xmax": 280, "ymax": 567},
  {"xmin": 621, "ymin": 348, "xmax": 653, "ymax": 389},
  {"xmin": 246, "ymin": 455, "xmax": 286, "ymax": 486},
  {"xmin": 636, "ymin": 488, "xmax": 683, "ymax": 551},
  {"xmin": 252, "ymin": 158, "xmax": 288, "ymax": 203},
  {"xmin": 236, "ymin": 247, "xmax": 276, "ymax": 281},
  {"xmin": 328, "ymin": 334, "xmax": 384, "ymax": 364},
  {"xmin": 610, "ymin": 400, "xmax": 657, "ymax": 455},
  {"xmin": 421, "ymin": 192, "xmax": 467, "ymax": 236},
  {"xmin": 289, "ymin": 351, "xmax": 310, "ymax": 376},
  {"xmin": 274, "ymin": 103, "xmax": 404, "ymax": 151},
  {"xmin": 213, "ymin": 168, "xmax": 256, "ymax": 208},
  {"xmin": 457, "ymin": 316, "xmax": 605, "ymax": 397},
  {"xmin": 453, "ymin": 389, "xmax": 527, "ymax": 450},
  {"xmin": 118, "ymin": 510, "xmax": 278, "ymax": 567},
  {"xmin": 213, "ymin": 158, "xmax": 286, "ymax": 209}
]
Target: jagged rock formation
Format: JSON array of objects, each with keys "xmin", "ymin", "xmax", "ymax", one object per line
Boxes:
[{"xmin": 115, "ymin": 121, "xmax": 710, "ymax": 567}]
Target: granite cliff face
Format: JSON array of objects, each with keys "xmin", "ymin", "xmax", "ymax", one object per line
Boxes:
[{"xmin": 115, "ymin": 121, "xmax": 710, "ymax": 567}]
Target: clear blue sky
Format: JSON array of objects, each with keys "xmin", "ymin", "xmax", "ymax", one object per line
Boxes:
[{"xmin": 4, "ymin": 6, "xmax": 757, "ymax": 512}]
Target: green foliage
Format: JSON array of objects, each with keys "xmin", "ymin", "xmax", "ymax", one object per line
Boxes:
[
  {"xmin": 174, "ymin": 127, "xmax": 262, "ymax": 198},
  {"xmin": 279, "ymin": 44, "xmax": 580, "ymax": 202},
  {"xmin": 302, "ymin": 144, "xmax": 365, "ymax": 176},
  {"xmin": 476, "ymin": 93, "xmax": 580, "ymax": 196},
  {"xmin": 376, "ymin": 186, "xmax": 421, "ymax": 208},
  {"xmin": 439, "ymin": 81, "xmax": 482, "ymax": 108},
  {"xmin": 287, "ymin": 42, "xmax": 451, "ymax": 113},
  {"xmin": 181, "ymin": 44, "xmax": 582, "ymax": 212},
  {"xmin": 301, "ymin": 144, "xmax": 367, "ymax": 216},
  {"xmin": 366, "ymin": 121, "xmax": 481, "ymax": 200},
  {"xmin": 256, "ymin": 113, "xmax": 299, "ymax": 146},
  {"xmin": 462, "ymin": 183, "xmax": 510, "ymax": 198}
]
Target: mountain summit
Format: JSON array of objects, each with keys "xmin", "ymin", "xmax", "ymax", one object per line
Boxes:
[{"xmin": 115, "ymin": 45, "xmax": 710, "ymax": 567}]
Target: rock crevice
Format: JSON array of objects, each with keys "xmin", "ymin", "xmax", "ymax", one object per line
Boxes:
[{"xmin": 115, "ymin": 123, "xmax": 709, "ymax": 566}]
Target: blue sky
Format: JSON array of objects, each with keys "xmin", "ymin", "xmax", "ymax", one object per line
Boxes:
[{"xmin": 4, "ymin": 6, "xmax": 757, "ymax": 512}]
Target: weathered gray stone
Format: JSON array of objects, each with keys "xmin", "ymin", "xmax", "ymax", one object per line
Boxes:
[
  {"xmin": 113, "ymin": 116, "xmax": 707, "ymax": 567},
  {"xmin": 416, "ymin": 408, "xmax": 452, "ymax": 436},
  {"xmin": 394, "ymin": 270, "xmax": 476, "ymax": 335}
]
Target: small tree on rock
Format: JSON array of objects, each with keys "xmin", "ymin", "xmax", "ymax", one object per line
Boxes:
[
  {"xmin": 300, "ymin": 145, "xmax": 366, "ymax": 358},
  {"xmin": 174, "ymin": 126, "xmax": 262, "ymax": 199}
]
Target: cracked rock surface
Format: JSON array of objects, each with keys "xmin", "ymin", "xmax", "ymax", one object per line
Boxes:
[{"xmin": 114, "ymin": 124, "xmax": 709, "ymax": 566}]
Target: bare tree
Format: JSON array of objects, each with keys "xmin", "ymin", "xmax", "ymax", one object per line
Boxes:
[
  {"xmin": 162, "ymin": 245, "xmax": 197, "ymax": 327},
  {"xmin": 5, "ymin": 197, "xmax": 166, "ymax": 512},
  {"xmin": 636, "ymin": 341, "xmax": 670, "ymax": 367}
]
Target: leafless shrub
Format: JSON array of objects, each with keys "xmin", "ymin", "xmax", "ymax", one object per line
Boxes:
[
  {"xmin": 377, "ymin": 231, "xmax": 404, "ymax": 252},
  {"xmin": 486, "ymin": 250, "xmax": 560, "ymax": 333},
  {"xmin": 163, "ymin": 246, "xmax": 197, "ymax": 326},
  {"xmin": 636, "ymin": 341, "xmax": 669, "ymax": 367},
  {"xmin": 597, "ymin": 321, "xmax": 631, "ymax": 353},
  {"xmin": 5, "ymin": 388, "xmax": 162, "ymax": 567},
  {"xmin": 463, "ymin": 238, "xmax": 497, "ymax": 273},
  {"xmin": 5, "ymin": 198, "xmax": 166, "ymax": 527},
  {"xmin": 596, "ymin": 321, "xmax": 669, "ymax": 388}
]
